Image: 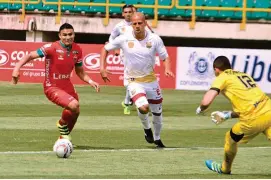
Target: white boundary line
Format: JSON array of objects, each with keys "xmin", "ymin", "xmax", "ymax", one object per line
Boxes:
[{"xmin": 0, "ymin": 146, "xmax": 271, "ymax": 154}]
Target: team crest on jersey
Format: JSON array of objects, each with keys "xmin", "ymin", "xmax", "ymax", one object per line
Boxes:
[
  {"xmin": 146, "ymin": 42, "xmax": 152, "ymax": 48},
  {"xmin": 128, "ymin": 41, "xmax": 134, "ymax": 48},
  {"xmin": 187, "ymin": 51, "xmax": 215, "ymax": 80},
  {"xmin": 72, "ymin": 50, "xmax": 79, "ymax": 54},
  {"xmin": 121, "ymin": 27, "xmax": 126, "ymax": 33},
  {"xmin": 73, "ymin": 55, "xmax": 78, "ymax": 62}
]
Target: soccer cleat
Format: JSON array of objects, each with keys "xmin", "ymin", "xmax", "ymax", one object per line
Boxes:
[
  {"xmin": 124, "ymin": 106, "xmax": 131, "ymax": 115},
  {"xmin": 154, "ymin": 139, "xmax": 166, "ymax": 148},
  {"xmin": 58, "ymin": 135, "xmax": 78, "ymax": 148},
  {"xmin": 205, "ymin": 160, "xmax": 231, "ymax": 174},
  {"xmin": 59, "ymin": 134, "xmax": 72, "ymax": 141},
  {"xmin": 122, "ymin": 101, "xmax": 131, "ymax": 115},
  {"xmin": 144, "ymin": 128, "xmax": 154, "ymax": 143},
  {"xmin": 121, "ymin": 101, "xmax": 127, "ymax": 108}
]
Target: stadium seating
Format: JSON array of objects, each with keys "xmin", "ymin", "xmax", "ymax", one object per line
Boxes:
[
  {"xmin": 169, "ymin": 0, "xmax": 191, "ymax": 17},
  {"xmin": 157, "ymin": 0, "xmax": 171, "ymax": 16},
  {"xmin": 0, "ymin": 0, "xmax": 271, "ymax": 20}
]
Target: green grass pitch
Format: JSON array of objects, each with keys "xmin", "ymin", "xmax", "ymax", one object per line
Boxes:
[{"xmin": 0, "ymin": 82, "xmax": 271, "ymax": 178}]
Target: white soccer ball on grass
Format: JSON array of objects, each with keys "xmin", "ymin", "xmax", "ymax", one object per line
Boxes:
[{"xmin": 53, "ymin": 139, "xmax": 73, "ymax": 158}]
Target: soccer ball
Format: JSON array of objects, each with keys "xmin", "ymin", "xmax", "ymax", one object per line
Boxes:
[{"xmin": 53, "ymin": 139, "xmax": 73, "ymax": 158}]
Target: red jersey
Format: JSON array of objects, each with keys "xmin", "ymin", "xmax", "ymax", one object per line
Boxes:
[{"xmin": 37, "ymin": 41, "xmax": 83, "ymax": 91}]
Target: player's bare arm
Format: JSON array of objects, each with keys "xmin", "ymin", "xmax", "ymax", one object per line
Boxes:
[
  {"xmin": 75, "ymin": 66, "xmax": 100, "ymax": 92},
  {"xmin": 114, "ymin": 49, "xmax": 120, "ymax": 56},
  {"xmin": 200, "ymin": 89, "xmax": 218, "ymax": 110},
  {"xmin": 12, "ymin": 51, "xmax": 40, "ymax": 84},
  {"xmin": 196, "ymin": 89, "xmax": 218, "ymax": 114},
  {"xmin": 100, "ymin": 47, "xmax": 111, "ymax": 83},
  {"xmin": 163, "ymin": 57, "xmax": 174, "ymax": 77}
]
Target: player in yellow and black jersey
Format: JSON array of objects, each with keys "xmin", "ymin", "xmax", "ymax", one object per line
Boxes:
[{"xmin": 196, "ymin": 56, "xmax": 271, "ymax": 174}]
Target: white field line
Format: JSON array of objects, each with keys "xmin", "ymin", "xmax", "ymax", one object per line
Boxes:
[{"xmin": 0, "ymin": 146, "xmax": 271, "ymax": 154}]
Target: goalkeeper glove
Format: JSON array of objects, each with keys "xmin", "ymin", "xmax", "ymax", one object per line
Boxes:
[{"xmin": 211, "ymin": 111, "xmax": 232, "ymax": 125}]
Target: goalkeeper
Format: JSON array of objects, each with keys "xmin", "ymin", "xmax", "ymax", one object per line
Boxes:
[{"xmin": 196, "ymin": 56, "xmax": 271, "ymax": 174}]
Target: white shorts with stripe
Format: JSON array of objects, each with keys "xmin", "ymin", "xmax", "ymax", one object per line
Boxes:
[{"xmin": 128, "ymin": 81, "xmax": 163, "ymax": 109}]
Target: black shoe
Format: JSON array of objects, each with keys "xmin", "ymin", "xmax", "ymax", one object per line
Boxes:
[
  {"xmin": 154, "ymin": 139, "xmax": 166, "ymax": 148},
  {"xmin": 144, "ymin": 128, "xmax": 154, "ymax": 144}
]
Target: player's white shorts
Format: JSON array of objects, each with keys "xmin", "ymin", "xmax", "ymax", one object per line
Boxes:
[{"xmin": 128, "ymin": 80, "xmax": 163, "ymax": 108}]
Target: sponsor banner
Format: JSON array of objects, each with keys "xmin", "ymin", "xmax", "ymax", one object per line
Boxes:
[
  {"xmin": 176, "ymin": 47, "xmax": 271, "ymax": 93},
  {"xmin": 0, "ymin": 41, "xmax": 176, "ymax": 89},
  {"xmin": 0, "ymin": 42, "xmax": 45, "ymax": 83}
]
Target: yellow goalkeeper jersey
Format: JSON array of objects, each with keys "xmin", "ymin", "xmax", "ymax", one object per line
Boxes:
[{"xmin": 211, "ymin": 69, "xmax": 271, "ymax": 121}]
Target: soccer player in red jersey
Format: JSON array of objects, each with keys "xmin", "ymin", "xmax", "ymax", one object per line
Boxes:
[{"xmin": 12, "ymin": 23, "xmax": 100, "ymax": 142}]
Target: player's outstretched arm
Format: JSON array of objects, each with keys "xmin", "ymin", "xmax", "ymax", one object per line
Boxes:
[
  {"xmin": 101, "ymin": 36, "xmax": 122, "ymax": 82},
  {"xmin": 114, "ymin": 49, "xmax": 120, "ymax": 56},
  {"xmin": 156, "ymin": 36, "xmax": 173, "ymax": 77},
  {"xmin": 105, "ymin": 41, "xmax": 120, "ymax": 56},
  {"xmin": 75, "ymin": 66, "xmax": 100, "ymax": 92},
  {"xmin": 100, "ymin": 47, "xmax": 112, "ymax": 83},
  {"xmin": 163, "ymin": 57, "xmax": 174, "ymax": 78},
  {"xmin": 12, "ymin": 51, "xmax": 40, "ymax": 85},
  {"xmin": 196, "ymin": 89, "xmax": 219, "ymax": 115}
]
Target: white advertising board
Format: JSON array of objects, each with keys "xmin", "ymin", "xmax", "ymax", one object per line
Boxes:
[{"xmin": 176, "ymin": 47, "xmax": 271, "ymax": 93}]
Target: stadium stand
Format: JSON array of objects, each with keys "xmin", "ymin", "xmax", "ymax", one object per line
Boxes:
[
  {"xmin": 0, "ymin": 0, "xmax": 270, "ymax": 19},
  {"xmin": 0, "ymin": 0, "xmax": 270, "ymax": 31}
]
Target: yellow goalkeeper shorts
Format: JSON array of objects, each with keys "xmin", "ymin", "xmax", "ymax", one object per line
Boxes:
[{"xmin": 231, "ymin": 110, "xmax": 271, "ymax": 143}]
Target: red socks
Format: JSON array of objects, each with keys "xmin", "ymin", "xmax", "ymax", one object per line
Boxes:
[{"xmin": 59, "ymin": 109, "xmax": 79, "ymax": 132}]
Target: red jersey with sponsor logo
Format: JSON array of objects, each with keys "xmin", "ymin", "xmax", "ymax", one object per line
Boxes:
[{"xmin": 37, "ymin": 41, "xmax": 83, "ymax": 91}]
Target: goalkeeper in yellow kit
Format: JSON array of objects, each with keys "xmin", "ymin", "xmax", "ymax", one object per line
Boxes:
[{"xmin": 196, "ymin": 56, "xmax": 271, "ymax": 174}]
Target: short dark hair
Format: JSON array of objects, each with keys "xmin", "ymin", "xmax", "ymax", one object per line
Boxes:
[
  {"xmin": 132, "ymin": 6, "xmax": 137, "ymax": 11},
  {"xmin": 122, "ymin": 4, "xmax": 134, "ymax": 11},
  {"xmin": 213, "ymin": 56, "xmax": 232, "ymax": 71},
  {"xmin": 59, "ymin": 23, "xmax": 74, "ymax": 33}
]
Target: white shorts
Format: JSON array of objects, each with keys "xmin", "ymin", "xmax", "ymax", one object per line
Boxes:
[{"xmin": 128, "ymin": 81, "xmax": 163, "ymax": 108}]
